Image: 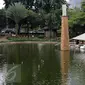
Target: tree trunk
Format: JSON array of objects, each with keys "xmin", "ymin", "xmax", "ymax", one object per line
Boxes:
[
  {"xmin": 15, "ymin": 23, "xmax": 19, "ymax": 35},
  {"xmin": 18, "ymin": 24, "xmax": 21, "ymax": 34},
  {"xmin": 27, "ymin": 23, "xmax": 29, "ymax": 37}
]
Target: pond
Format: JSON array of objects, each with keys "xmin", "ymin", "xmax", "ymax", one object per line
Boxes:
[{"xmin": 0, "ymin": 43, "xmax": 85, "ymax": 85}]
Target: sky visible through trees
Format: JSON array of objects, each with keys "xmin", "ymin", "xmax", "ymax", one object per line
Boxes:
[
  {"xmin": 0, "ymin": 0, "xmax": 4, "ymax": 9},
  {"xmin": 70, "ymin": 0, "xmax": 81, "ymax": 8}
]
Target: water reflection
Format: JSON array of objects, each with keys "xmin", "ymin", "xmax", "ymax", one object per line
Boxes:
[
  {"xmin": 69, "ymin": 52, "xmax": 85, "ymax": 85},
  {"xmin": 61, "ymin": 51, "xmax": 70, "ymax": 85},
  {"xmin": 0, "ymin": 44, "xmax": 61, "ymax": 85},
  {"xmin": 0, "ymin": 64, "xmax": 7, "ymax": 85},
  {"xmin": 0, "ymin": 44, "xmax": 85, "ymax": 85}
]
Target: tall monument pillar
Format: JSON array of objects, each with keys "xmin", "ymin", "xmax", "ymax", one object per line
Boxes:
[{"xmin": 61, "ymin": 4, "xmax": 70, "ymax": 51}]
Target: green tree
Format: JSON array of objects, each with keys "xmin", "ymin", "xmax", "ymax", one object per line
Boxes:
[
  {"xmin": 68, "ymin": 0, "xmax": 85, "ymax": 37},
  {"xmin": 81, "ymin": 0, "xmax": 85, "ymax": 12},
  {"xmin": 0, "ymin": 9, "xmax": 6, "ymax": 31},
  {"xmin": 4, "ymin": 0, "xmax": 35, "ymax": 9},
  {"xmin": 68, "ymin": 7, "xmax": 85, "ymax": 37},
  {"xmin": 6, "ymin": 2, "xmax": 28, "ymax": 35},
  {"xmin": 4, "ymin": 0, "xmax": 66, "ymax": 38}
]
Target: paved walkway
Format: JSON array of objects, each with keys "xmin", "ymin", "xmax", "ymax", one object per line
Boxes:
[{"xmin": 0, "ymin": 37, "xmax": 8, "ymax": 42}]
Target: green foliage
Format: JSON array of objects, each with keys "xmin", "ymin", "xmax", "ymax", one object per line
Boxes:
[
  {"xmin": 68, "ymin": 8, "xmax": 81, "ymax": 27},
  {"xmin": 6, "ymin": 2, "xmax": 28, "ymax": 23},
  {"xmin": 0, "ymin": 9, "xmax": 6, "ymax": 16},
  {"xmin": 81, "ymin": 0, "xmax": 85, "ymax": 12},
  {"xmin": 3, "ymin": 0, "xmax": 65, "ymax": 37},
  {"xmin": 68, "ymin": 6, "xmax": 85, "ymax": 37},
  {"xmin": 37, "ymin": 0, "xmax": 65, "ymax": 12},
  {"xmin": 7, "ymin": 37, "xmax": 57, "ymax": 41},
  {"xmin": 0, "ymin": 9, "xmax": 6, "ymax": 29},
  {"xmin": 6, "ymin": 2, "xmax": 28, "ymax": 34},
  {"xmin": 38, "ymin": 35, "xmax": 44, "ymax": 38},
  {"xmin": 27, "ymin": 10, "xmax": 37, "ymax": 17}
]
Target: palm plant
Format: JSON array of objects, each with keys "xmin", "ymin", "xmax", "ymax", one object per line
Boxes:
[{"xmin": 6, "ymin": 2, "xmax": 28, "ymax": 35}]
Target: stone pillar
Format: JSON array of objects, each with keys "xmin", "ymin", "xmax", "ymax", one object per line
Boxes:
[{"xmin": 61, "ymin": 4, "xmax": 70, "ymax": 51}]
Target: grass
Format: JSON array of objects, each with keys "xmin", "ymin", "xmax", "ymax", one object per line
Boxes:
[{"xmin": 7, "ymin": 37, "xmax": 57, "ymax": 42}]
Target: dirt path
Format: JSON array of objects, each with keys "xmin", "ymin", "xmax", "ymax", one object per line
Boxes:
[{"xmin": 0, "ymin": 36, "xmax": 8, "ymax": 42}]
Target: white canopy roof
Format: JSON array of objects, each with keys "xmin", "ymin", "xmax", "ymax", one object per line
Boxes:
[{"xmin": 72, "ymin": 33, "xmax": 85, "ymax": 41}]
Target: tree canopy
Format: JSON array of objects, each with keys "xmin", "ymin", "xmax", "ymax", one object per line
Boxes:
[
  {"xmin": 2, "ymin": 0, "xmax": 66, "ymax": 37},
  {"xmin": 0, "ymin": 9, "xmax": 6, "ymax": 30},
  {"xmin": 6, "ymin": 2, "xmax": 28, "ymax": 34},
  {"xmin": 6, "ymin": 2, "xmax": 28, "ymax": 23},
  {"xmin": 68, "ymin": 0, "xmax": 85, "ymax": 38}
]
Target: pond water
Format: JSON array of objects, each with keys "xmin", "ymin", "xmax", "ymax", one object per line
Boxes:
[{"xmin": 0, "ymin": 43, "xmax": 85, "ymax": 85}]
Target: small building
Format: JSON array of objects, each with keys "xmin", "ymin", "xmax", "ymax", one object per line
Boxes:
[
  {"xmin": 29, "ymin": 29, "xmax": 44, "ymax": 37},
  {"xmin": 19, "ymin": 30, "xmax": 45, "ymax": 38},
  {"xmin": 0, "ymin": 28, "xmax": 15, "ymax": 36},
  {"xmin": 43, "ymin": 26, "xmax": 57, "ymax": 38}
]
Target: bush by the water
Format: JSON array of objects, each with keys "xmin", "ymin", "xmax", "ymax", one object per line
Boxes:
[{"xmin": 38, "ymin": 35, "xmax": 44, "ymax": 38}]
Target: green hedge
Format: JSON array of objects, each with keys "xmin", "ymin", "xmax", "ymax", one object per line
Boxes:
[{"xmin": 7, "ymin": 37, "xmax": 57, "ymax": 42}]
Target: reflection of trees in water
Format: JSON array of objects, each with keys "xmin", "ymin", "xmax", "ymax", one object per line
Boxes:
[
  {"xmin": 0, "ymin": 45, "xmax": 7, "ymax": 66},
  {"xmin": 1, "ymin": 44, "xmax": 85, "ymax": 85},
  {"xmin": 3, "ymin": 44, "xmax": 39, "ymax": 64},
  {"xmin": 3, "ymin": 44, "xmax": 21, "ymax": 64},
  {"xmin": 0, "ymin": 44, "xmax": 61, "ymax": 85},
  {"xmin": 0, "ymin": 64, "xmax": 7, "ymax": 85},
  {"xmin": 32, "ymin": 44, "xmax": 61, "ymax": 85}
]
